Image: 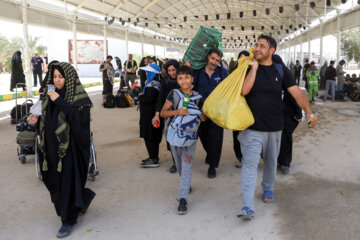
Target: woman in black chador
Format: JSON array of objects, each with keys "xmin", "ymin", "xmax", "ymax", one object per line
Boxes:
[
  {"xmin": 10, "ymin": 51, "xmax": 25, "ymax": 91},
  {"xmin": 27, "ymin": 62, "xmax": 95, "ymax": 238}
]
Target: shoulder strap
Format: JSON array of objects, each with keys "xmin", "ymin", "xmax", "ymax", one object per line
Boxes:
[
  {"xmin": 275, "ymin": 63, "xmax": 284, "ymax": 80},
  {"xmin": 173, "ymin": 89, "xmax": 182, "ymax": 110},
  {"xmin": 174, "ymin": 89, "xmax": 184, "ymax": 98},
  {"xmin": 190, "ymin": 93, "xmax": 202, "ymax": 101}
]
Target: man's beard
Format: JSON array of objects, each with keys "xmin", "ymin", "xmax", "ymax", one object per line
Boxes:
[
  {"xmin": 255, "ymin": 52, "xmax": 270, "ymax": 62},
  {"xmin": 208, "ymin": 63, "xmax": 217, "ymax": 70},
  {"xmin": 255, "ymin": 54, "xmax": 263, "ymax": 61}
]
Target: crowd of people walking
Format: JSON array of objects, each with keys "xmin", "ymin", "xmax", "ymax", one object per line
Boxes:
[{"xmin": 14, "ymin": 34, "xmax": 322, "ymax": 238}]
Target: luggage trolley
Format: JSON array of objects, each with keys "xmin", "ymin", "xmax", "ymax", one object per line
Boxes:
[
  {"xmin": 34, "ymin": 132, "xmax": 99, "ymax": 181},
  {"xmin": 16, "ymin": 128, "xmax": 38, "ymax": 164},
  {"xmin": 16, "ymin": 113, "xmax": 40, "ymax": 164}
]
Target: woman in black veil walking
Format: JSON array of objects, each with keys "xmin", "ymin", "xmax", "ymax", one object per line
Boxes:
[{"xmin": 10, "ymin": 51, "xmax": 25, "ymax": 91}]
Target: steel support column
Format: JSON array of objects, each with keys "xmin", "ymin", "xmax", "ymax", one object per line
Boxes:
[
  {"xmin": 336, "ymin": 10, "xmax": 341, "ymax": 65},
  {"xmin": 22, "ymin": 0, "xmax": 32, "ymax": 97},
  {"xmin": 72, "ymin": 13, "xmax": 78, "ymax": 71}
]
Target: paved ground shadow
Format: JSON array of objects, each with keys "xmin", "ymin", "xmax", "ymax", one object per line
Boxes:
[{"xmin": 275, "ymin": 172, "xmax": 360, "ymax": 240}]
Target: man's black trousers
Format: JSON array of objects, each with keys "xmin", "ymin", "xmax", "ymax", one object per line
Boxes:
[
  {"xmin": 198, "ymin": 118, "xmax": 224, "ymax": 168},
  {"xmin": 277, "ymin": 115, "xmax": 299, "ymax": 167},
  {"xmin": 232, "ymin": 131, "xmax": 242, "ymax": 161},
  {"xmin": 33, "ymin": 71, "xmax": 43, "ymax": 87}
]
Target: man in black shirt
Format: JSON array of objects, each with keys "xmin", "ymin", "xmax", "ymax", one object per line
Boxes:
[
  {"xmin": 193, "ymin": 48, "xmax": 229, "ymax": 178},
  {"xmin": 303, "ymin": 59, "xmax": 310, "ymax": 90},
  {"xmin": 237, "ymin": 35, "xmax": 317, "ymax": 219},
  {"xmin": 123, "ymin": 54, "xmax": 138, "ymax": 89},
  {"xmin": 324, "ymin": 60, "xmax": 337, "ymax": 102},
  {"xmin": 100, "ymin": 55, "xmax": 115, "ymax": 105},
  {"xmin": 294, "ymin": 60, "xmax": 302, "ymax": 85}
]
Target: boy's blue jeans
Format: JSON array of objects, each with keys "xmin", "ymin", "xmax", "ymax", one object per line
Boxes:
[
  {"xmin": 170, "ymin": 142, "xmax": 197, "ymax": 200},
  {"xmin": 238, "ymin": 129, "xmax": 282, "ymax": 211}
]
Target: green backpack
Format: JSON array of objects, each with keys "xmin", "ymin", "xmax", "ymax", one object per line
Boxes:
[{"xmin": 183, "ymin": 27, "xmax": 223, "ymax": 70}]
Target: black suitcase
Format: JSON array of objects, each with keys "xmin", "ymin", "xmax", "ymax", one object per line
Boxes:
[{"xmin": 10, "ymin": 100, "xmax": 33, "ymax": 124}]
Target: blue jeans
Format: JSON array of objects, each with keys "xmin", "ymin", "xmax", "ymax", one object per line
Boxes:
[
  {"xmin": 238, "ymin": 129, "xmax": 282, "ymax": 211},
  {"xmin": 324, "ymin": 80, "xmax": 336, "ymax": 101},
  {"xmin": 170, "ymin": 142, "xmax": 197, "ymax": 200}
]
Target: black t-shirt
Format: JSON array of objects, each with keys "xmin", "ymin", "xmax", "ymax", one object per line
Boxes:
[
  {"xmin": 246, "ymin": 64, "xmax": 296, "ymax": 132},
  {"xmin": 124, "ymin": 60, "xmax": 137, "ymax": 74},
  {"xmin": 294, "ymin": 64, "xmax": 302, "ymax": 76},
  {"xmin": 325, "ymin": 65, "xmax": 336, "ymax": 81}
]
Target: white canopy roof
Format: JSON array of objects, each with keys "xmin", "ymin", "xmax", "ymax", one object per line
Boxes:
[{"xmin": 1, "ymin": 0, "xmax": 360, "ymax": 50}]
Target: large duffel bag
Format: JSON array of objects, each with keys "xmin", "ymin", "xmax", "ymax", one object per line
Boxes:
[
  {"xmin": 115, "ymin": 92, "xmax": 130, "ymax": 108},
  {"xmin": 183, "ymin": 27, "xmax": 223, "ymax": 70},
  {"xmin": 104, "ymin": 94, "xmax": 116, "ymax": 108},
  {"xmin": 16, "ymin": 130, "xmax": 37, "ymax": 145}
]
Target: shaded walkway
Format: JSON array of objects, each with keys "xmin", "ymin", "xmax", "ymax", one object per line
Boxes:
[{"xmin": 0, "ymin": 88, "xmax": 359, "ymax": 239}]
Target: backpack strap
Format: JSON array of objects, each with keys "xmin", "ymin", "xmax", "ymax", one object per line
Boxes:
[
  {"xmin": 173, "ymin": 89, "xmax": 202, "ymax": 110},
  {"xmin": 275, "ymin": 63, "xmax": 284, "ymax": 80},
  {"xmin": 173, "ymin": 89, "xmax": 183, "ymax": 110}
]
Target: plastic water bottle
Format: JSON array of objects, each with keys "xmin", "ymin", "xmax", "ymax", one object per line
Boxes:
[
  {"xmin": 182, "ymin": 94, "xmax": 191, "ymax": 109},
  {"xmin": 308, "ymin": 114, "xmax": 314, "ymax": 128}
]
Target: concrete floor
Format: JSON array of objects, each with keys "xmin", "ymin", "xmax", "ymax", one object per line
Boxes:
[{"xmin": 0, "ymin": 87, "xmax": 359, "ymax": 240}]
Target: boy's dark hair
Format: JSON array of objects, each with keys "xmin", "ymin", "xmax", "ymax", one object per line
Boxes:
[
  {"xmin": 310, "ymin": 61, "xmax": 315, "ymax": 65},
  {"xmin": 257, "ymin": 34, "xmax": 277, "ymax": 50},
  {"xmin": 237, "ymin": 50, "xmax": 250, "ymax": 59},
  {"xmin": 330, "ymin": 60, "xmax": 335, "ymax": 65},
  {"xmin": 178, "ymin": 65, "xmax": 193, "ymax": 76},
  {"xmin": 339, "ymin": 60, "xmax": 345, "ymax": 65},
  {"xmin": 208, "ymin": 48, "xmax": 223, "ymax": 58}
]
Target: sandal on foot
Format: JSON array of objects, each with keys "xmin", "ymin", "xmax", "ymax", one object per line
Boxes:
[
  {"xmin": 237, "ymin": 207, "xmax": 254, "ymax": 220},
  {"xmin": 263, "ymin": 190, "xmax": 274, "ymax": 203}
]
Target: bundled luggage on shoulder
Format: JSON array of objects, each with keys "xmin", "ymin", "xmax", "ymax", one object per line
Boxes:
[{"xmin": 183, "ymin": 27, "xmax": 223, "ymax": 70}]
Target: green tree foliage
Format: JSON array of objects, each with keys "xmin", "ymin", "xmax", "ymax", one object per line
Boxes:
[
  {"xmin": 341, "ymin": 29, "xmax": 360, "ymax": 63},
  {"xmin": 0, "ymin": 35, "xmax": 47, "ymax": 72}
]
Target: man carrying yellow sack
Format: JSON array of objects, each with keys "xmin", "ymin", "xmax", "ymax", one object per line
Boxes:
[
  {"xmin": 237, "ymin": 35, "xmax": 318, "ymax": 220},
  {"xmin": 306, "ymin": 61, "xmax": 320, "ymax": 103}
]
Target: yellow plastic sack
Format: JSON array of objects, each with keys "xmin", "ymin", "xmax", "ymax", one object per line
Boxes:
[{"xmin": 202, "ymin": 48, "xmax": 255, "ymax": 130}]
